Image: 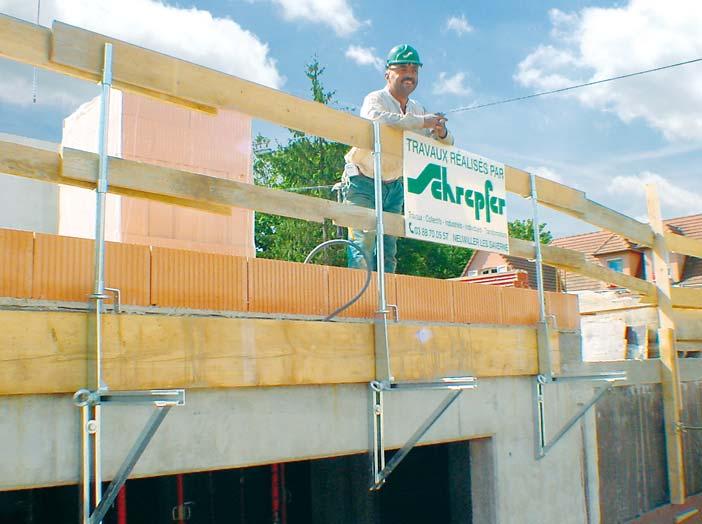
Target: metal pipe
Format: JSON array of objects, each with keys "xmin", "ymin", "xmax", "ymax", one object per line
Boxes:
[
  {"xmin": 529, "ymin": 172, "xmax": 546, "ymax": 322},
  {"xmin": 372, "ymin": 120, "xmax": 386, "ymax": 311},
  {"xmin": 81, "ymin": 404, "xmax": 91, "ymax": 524},
  {"xmin": 271, "ymin": 464, "xmax": 280, "ymax": 524},
  {"xmin": 117, "ymin": 484, "xmax": 127, "ymax": 524},
  {"xmin": 176, "ymin": 474, "xmax": 185, "ymax": 524},
  {"xmin": 89, "ymin": 44, "xmax": 113, "ymax": 520}
]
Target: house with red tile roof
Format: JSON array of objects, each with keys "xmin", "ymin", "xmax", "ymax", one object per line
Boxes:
[
  {"xmin": 459, "ymin": 214, "xmax": 702, "ymax": 293},
  {"xmin": 550, "ymin": 213, "xmax": 702, "ymax": 292}
]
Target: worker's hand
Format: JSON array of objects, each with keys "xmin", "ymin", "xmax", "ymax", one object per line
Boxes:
[
  {"xmin": 433, "ymin": 113, "xmax": 448, "ymax": 139},
  {"xmin": 424, "ymin": 113, "xmax": 448, "ymax": 139}
]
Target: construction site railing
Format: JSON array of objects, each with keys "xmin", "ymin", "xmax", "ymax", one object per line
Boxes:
[
  {"xmin": 1, "ymin": 13, "xmax": 702, "ymax": 505},
  {"xmin": 1, "ymin": 14, "xmax": 701, "ymax": 304}
]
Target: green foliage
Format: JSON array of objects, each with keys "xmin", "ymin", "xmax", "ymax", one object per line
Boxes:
[
  {"xmin": 253, "ymin": 58, "xmax": 348, "ymax": 266},
  {"xmin": 395, "ymin": 238, "xmax": 473, "ymax": 279},
  {"xmin": 508, "ymin": 218, "xmax": 553, "ymax": 244}
]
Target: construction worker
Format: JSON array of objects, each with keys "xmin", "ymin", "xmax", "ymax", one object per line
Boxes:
[{"xmin": 343, "ymin": 44, "xmax": 454, "ymax": 273}]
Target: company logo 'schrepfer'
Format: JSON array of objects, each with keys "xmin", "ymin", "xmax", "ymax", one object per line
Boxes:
[{"xmin": 407, "ymin": 163, "xmax": 506, "ymax": 223}]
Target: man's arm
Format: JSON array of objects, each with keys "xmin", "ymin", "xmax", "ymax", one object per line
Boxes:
[{"xmin": 360, "ymin": 92, "xmax": 425, "ymax": 129}]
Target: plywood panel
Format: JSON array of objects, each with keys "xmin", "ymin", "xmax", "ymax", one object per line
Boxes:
[
  {"xmin": 150, "ymin": 247, "xmax": 247, "ymax": 311},
  {"xmin": 248, "ymin": 258, "xmax": 329, "ymax": 316},
  {"xmin": 394, "ymin": 274, "xmax": 455, "ymax": 323},
  {"xmin": 0, "ymin": 228, "xmax": 34, "ymax": 298},
  {"xmin": 501, "ymin": 287, "xmax": 540, "ymax": 325},
  {"xmin": 452, "ymin": 282, "xmax": 504, "ymax": 324}
]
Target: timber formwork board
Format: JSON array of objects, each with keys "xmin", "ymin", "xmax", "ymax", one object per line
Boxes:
[{"xmin": 0, "ymin": 310, "xmax": 547, "ymax": 395}]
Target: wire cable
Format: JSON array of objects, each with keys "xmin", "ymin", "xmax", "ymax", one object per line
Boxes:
[
  {"xmin": 31, "ymin": 0, "xmax": 41, "ymax": 103},
  {"xmin": 304, "ymin": 239, "xmax": 372, "ymax": 321},
  {"xmin": 447, "ymin": 57, "xmax": 702, "ymax": 114}
]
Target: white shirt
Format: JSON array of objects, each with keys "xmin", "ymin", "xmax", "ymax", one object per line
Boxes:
[{"xmin": 344, "ymin": 86, "xmax": 454, "ymax": 181}]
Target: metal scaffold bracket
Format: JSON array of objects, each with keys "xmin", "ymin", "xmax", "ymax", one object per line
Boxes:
[
  {"xmin": 369, "ymin": 377, "xmax": 477, "ymax": 490},
  {"xmin": 74, "ymin": 389, "xmax": 185, "ymax": 524},
  {"xmin": 534, "ymin": 372, "xmax": 626, "ymax": 459}
]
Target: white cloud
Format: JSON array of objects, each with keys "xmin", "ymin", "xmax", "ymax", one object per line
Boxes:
[
  {"xmin": 432, "ymin": 72, "xmax": 472, "ymax": 96},
  {"xmin": 271, "ymin": 0, "xmax": 362, "ymax": 36},
  {"xmin": 609, "ymin": 171, "xmax": 701, "ymax": 216},
  {"xmin": 514, "ymin": 0, "xmax": 702, "ymax": 141},
  {"xmin": 0, "ymin": 0, "xmax": 284, "ymax": 111},
  {"xmin": 525, "ymin": 166, "xmax": 563, "ymax": 183},
  {"xmin": 0, "ymin": 63, "xmax": 96, "ymax": 109},
  {"xmin": 445, "ymin": 14, "xmax": 473, "ymax": 36},
  {"xmin": 345, "ymin": 45, "xmax": 383, "ymax": 70}
]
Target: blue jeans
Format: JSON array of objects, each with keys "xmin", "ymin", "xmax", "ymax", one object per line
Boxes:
[{"xmin": 343, "ymin": 174, "xmax": 404, "ymax": 273}]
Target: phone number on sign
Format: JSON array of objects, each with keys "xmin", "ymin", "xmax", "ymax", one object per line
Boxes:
[{"xmin": 408, "ymin": 222, "xmax": 449, "ymax": 241}]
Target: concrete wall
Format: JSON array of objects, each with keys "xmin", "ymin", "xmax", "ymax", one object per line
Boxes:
[{"xmin": 0, "ymin": 377, "xmax": 593, "ymax": 523}]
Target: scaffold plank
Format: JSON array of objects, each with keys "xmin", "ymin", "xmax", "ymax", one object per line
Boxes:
[{"xmin": 0, "ymin": 310, "xmax": 542, "ymax": 395}]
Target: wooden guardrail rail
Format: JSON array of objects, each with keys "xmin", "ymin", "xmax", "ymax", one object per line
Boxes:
[
  {"xmin": 4, "ymin": 134, "xmax": 700, "ymax": 307},
  {"xmin": 1, "ymin": 15, "xmax": 700, "ymax": 297}
]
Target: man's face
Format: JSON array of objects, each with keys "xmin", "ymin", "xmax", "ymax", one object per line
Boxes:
[{"xmin": 385, "ymin": 63, "xmax": 419, "ymax": 98}]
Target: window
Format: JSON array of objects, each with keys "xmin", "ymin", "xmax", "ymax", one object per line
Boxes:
[
  {"xmin": 481, "ymin": 267, "xmax": 499, "ymax": 275},
  {"xmin": 607, "ymin": 258, "xmax": 623, "ymax": 273},
  {"xmin": 467, "ymin": 270, "xmax": 478, "ymax": 277},
  {"xmin": 497, "ymin": 265, "xmax": 507, "ymax": 273}
]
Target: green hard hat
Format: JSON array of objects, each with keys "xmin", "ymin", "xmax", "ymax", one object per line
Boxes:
[{"xmin": 386, "ymin": 44, "xmax": 422, "ymax": 67}]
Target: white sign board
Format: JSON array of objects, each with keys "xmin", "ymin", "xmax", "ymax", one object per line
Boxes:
[{"xmin": 402, "ymin": 131, "xmax": 509, "ymax": 254}]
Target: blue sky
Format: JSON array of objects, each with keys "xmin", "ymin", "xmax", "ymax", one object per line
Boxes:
[{"xmin": 1, "ymin": 0, "xmax": 701, "ymax": 237}]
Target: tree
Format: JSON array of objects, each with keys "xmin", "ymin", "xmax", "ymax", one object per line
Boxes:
[
  {"xmin": 253, "ymin": 58, "xmax": 348, "ymax": 266},
  {"xmin": 508, "ymin": 219, "xmax": 553, "ymax": 244}
]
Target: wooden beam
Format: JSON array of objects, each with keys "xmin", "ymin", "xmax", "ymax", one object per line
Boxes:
[
  {"xmin": 671, "ymin": 287, "xmax": 702, "ymax": 310},
  {"xmin": 666, "ymin": 232, "xmax": 702, "ymax": 258},
  {"xmin": 647, "ymin": 184, "xmax": 685, "ymax": 504},
  {"xmin": 0, "ymin": 310, "xmax": 541, "ymax": 395},
  {"xmin": 0, "ymin": 133, "xmax": 659, "ymax": 298},
  {"xmin": 509, "ymin": 237, "xmax": 657, "ymax": 298},
  {"xmin": 0, "ymin": 134, "xmax": 232, "ymax": 215},
  {"xmin": 0, "ymin": 16, "xmax": 660, "ymax": 248}
]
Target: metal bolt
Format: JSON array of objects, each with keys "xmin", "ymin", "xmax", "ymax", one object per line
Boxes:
[
  {"xmin": 87, "ymin": 419, "xmax": 98, "ymax": 434},
  {"xmin": 374, "ymin": 404, "xmax": 382, "ymax": 415}
]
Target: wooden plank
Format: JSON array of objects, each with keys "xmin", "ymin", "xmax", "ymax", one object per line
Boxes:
[
  {"xmin": 672, "ymin": 287, "xmax": 702, "ymax": 310},
  {"xmin": 0, "ymin": 132, "xmax": 657, "ymax": 297},
  {"xmin": 0, "ymin": 134, "xmax": 232, "ymax": 215},
  {"xmin": 49, "ymin": 20, "xmax": 380, "ymax": 149},
  {"xmin": 666, "ymin": 232, "xmax": 702, "ymax": 258},
  {"xmin": 0, "ymin": 310, "xmax": 543, "ymax": 395},
  {"xmin": 61, "ymin": 147, "xmax": 382, "ymax": 230},
  {"xmin": 0, "ymin": 14, "xmax": 52, "ymax": 68},
  {"xmin": 0, "ymin": 16, "xmax": 660, "ymax": 248},
  {"xmin": 647, "ymin": 184, "xmax": 686, "ymax": 504},
  {"xmin": 509, "ymin": 237, "xmax": 657, "ymax": 298}
]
